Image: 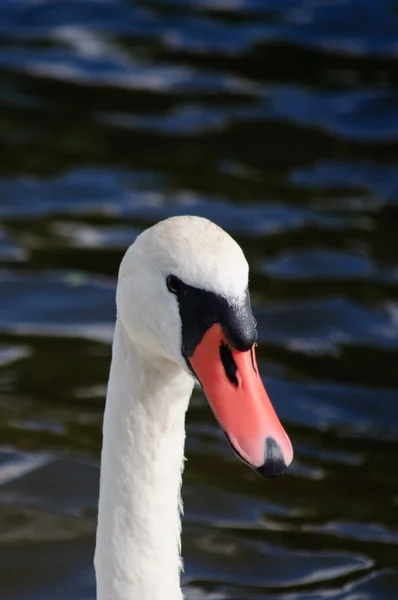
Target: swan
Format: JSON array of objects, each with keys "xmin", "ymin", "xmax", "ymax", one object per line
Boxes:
[{"xmin": 94, "ymin": 215, "xmax": 293, "ymax": 600}]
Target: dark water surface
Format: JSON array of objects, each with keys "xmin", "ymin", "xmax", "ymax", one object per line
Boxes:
[{"xmin": 1, "ymin": 1, "xmax": 398, "ymax": 598}]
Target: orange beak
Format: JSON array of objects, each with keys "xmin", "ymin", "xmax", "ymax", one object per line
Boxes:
[{"xmin": 189, "ymin": 324, "xmax": 293, "ymax": 477}]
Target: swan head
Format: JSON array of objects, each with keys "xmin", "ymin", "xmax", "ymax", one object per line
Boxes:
[{"xmin": 117, "ymin": 215, "xmax": 293, "ymax": 478}]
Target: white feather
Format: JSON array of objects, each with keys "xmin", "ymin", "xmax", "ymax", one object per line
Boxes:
[{"xmin": 94, "ymin": 216, "xmax": 249, "ymax": 600}]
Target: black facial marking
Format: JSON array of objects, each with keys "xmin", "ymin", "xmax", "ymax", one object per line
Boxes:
[
  {"xmin": 166, "ymin": 276, "xmax": 257, "ymax": 358},
  {"xmin": 219, "ymin": 342, "xmax": 238, "ymax": 387}
]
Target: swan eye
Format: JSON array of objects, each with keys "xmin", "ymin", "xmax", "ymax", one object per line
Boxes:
[{"xmin": 166, "ymin": 275, "xmax": 183, "ymax": 295}]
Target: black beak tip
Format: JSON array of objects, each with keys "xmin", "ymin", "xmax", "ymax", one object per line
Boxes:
[
  {"xmin": 255, "ymin": 437, "xmax": 287, "ymax": 479},
  {"xmin": 255, "ymin": 460, "xmax": 286, "ymax": 479}
]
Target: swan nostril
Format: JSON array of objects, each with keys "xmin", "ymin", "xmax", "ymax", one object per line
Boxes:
[
  {"xmin": 256, "ymin": 437, "xmax": 286, "ymax": 479},
  {"xmin": 219, "ymin": 342, "xmax": 238, "ymax": 387}
]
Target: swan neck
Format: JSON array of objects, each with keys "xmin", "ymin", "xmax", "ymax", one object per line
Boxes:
[{"xmin": 95, "ymin": 319, "xmax": 193, "ymax": 600}]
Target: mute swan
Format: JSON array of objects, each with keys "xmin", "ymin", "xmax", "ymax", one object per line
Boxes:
[{"xmin": 94, "ymin": 215, "xmax": 293, "ymax": 600}]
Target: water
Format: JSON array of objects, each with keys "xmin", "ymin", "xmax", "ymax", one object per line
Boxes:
[{"xmin": 0, "ymin": 0, "xmax": 397, "ymax": 598}]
